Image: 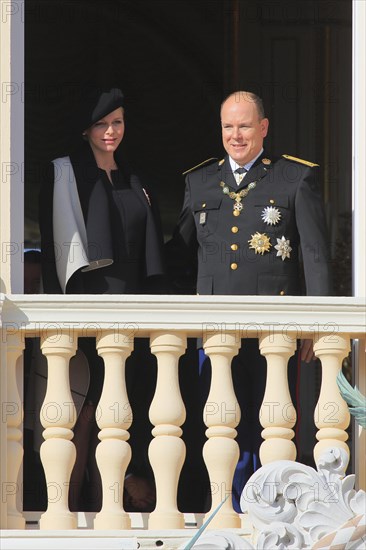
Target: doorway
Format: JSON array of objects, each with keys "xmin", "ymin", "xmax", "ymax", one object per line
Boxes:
[
  {"xmin": 25, "ymin": 0, "xmax": 352, "ymax": 260},
  {"xmin": 23, "ymin": 0, "xmax": 354, "ymax": 498}
]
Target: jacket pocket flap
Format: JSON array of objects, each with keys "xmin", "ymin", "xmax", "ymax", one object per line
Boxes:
[
  {"xmin": 254, "ymin": 195, "xmax": 289, "ymax": 208},
  {"xmin": 193, "ymin": 198, "xmax": 222, "ymax": 212}
]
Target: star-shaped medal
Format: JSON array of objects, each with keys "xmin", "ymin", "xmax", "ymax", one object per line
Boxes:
[
  {"xmin": 248, "ymin": 232, "xmax": 271, "ymax": 255},
  {"xmin": 274, "ymin": 236, "xmax": 292, "ymax": 261},
  {"xmin": 261, "ymin": 206, "xmax": 281, "ymax": 226}
]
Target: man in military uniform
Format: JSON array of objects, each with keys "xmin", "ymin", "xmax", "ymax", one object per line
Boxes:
[{"xmin": 169, "ymin": 91, "xmax": 333, "ymax": 511}]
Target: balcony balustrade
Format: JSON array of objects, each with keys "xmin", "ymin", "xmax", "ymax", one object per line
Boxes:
[{"xmin": 0, "ymin": 294, "xmax": 365, "ymax": 548}]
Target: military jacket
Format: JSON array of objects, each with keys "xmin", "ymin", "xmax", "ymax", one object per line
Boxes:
[{"xmin": 172, "ymin": 153, "xmax": 332, "ymax": 296}]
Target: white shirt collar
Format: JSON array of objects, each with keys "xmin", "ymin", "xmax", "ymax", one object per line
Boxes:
[{"xmin": 229, "ymin": 148, "xmax": 264, "ymax": 173}]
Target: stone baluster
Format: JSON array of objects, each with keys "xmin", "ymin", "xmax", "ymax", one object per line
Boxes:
[
  {"xmin": 313, "ymin": 334, "xmax": 351, "ymax": 464},
  {"xmin": 259, "ymin": 333, "xmax": 297, "ymax": 464},
  {"xmin": 5, "ymin": 332, "xmax": 25, "ymax": 529},
  {"xmin": 94, "ymin": 331, "xmax": 134, "ymax": 530},
  {"xmin": 39, "ymin": 332, "xmax": 77, "ymax": 530},
  {"xmin": 148, "ymin": 332, "xmax": 186, "ymax": 530},
  {"xmin": 202, "ymin": 333, "xmax": 240, "ymax": 528}
]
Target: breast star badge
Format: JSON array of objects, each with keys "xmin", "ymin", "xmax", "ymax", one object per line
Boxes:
[
  {"xmin": 248, "ymin": 232, "xmax": 271, "ymax": 255},
  {"xmin": 274, "ymin": 236, "xmax": 292, "ymax": 260},
  {"xmin": 261, "ymin": 206, "xmax": 281, "ymax": 226}
]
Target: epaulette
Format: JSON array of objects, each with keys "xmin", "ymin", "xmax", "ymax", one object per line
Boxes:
[
  {"xmin": 182, "ymin": 157, "xmax": 218, "ymax": 175},
  {"xmin": 282, "ymin": 154, "xmax": 319, "ymax": 168}
]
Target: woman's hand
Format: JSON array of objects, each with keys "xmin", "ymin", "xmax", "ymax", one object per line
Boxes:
[{"xmin": 124, "ymin": 474, "xmax": 156, "ymax": 511}]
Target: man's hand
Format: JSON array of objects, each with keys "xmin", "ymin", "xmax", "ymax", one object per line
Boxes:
[{"xmin": 300, "ymin": 339, "xmax": 315, "ymax": 363}]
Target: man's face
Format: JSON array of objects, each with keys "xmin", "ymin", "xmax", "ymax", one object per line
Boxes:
[{"xmin": 221, "ymin": 95, "xmax": 269, "ymax": 166}]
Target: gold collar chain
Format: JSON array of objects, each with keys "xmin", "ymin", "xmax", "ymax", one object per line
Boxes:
[
  {"xmin": 219, "ymin": 159, "xmax": 271, "ymax": 216},
  {"xmin": 219, "ymin": 180, "xmax": 257, "ymax": 217}
]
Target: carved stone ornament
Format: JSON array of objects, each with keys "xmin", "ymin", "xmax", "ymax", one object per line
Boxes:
[{"xmin": 239, "ymin": 448, "xmax": 366, "ymax": 549}]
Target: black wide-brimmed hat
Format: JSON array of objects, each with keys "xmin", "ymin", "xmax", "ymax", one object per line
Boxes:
[{"xmin": 79, "ymin": 87, "xmax": 124, "ymax": 132}]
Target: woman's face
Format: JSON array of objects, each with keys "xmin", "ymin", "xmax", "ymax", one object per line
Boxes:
[{"xmin": 84, "ymin": 107, "xmax": 125, "ymax": 155}]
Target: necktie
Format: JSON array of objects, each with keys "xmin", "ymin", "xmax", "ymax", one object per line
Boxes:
[{"xmin": 234, "ymin": 167, "xmax": 247, "ymax": 185}]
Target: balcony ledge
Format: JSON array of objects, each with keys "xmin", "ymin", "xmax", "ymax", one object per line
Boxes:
[{"xmin": 1, "ymin": 294, "xmax": 365, "ymax": 337}]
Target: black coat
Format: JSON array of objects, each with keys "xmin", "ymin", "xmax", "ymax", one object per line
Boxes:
[
  {"xmin": 39, "ymin": 144, "xmax": 166, "ymax": 294},
  {"xmin": 170, "ymin": 153, "xmax": 333, "ymax": 296}
]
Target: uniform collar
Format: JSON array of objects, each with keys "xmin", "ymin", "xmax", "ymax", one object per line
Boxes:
[
  {"xmin": 228, "ymin": 148, "xmax": 264, "ymax": 174},
  {"xmin": 222, "ymin": 151, "xmax": 269, "ymax": 190}
]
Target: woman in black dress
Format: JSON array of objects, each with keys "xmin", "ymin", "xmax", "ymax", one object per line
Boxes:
[
  {"xmin": 39, "ymin": 87, "xmax": 165, "ymax": 511},
  {"xmin": 40, "ymin": 87, "xmax": 165, "ymax": 295}
]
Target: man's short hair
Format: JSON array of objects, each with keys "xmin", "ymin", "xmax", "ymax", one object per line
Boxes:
[{"xmin": 221, "ymin": 91, "xmax": 265, "ymax": 120}]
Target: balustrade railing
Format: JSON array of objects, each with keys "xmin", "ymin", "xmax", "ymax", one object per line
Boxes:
[{"xmin": 0, "ymin": 294, "xmax": 365, "ymax": 532}]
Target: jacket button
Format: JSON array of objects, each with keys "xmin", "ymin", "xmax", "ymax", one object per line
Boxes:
[
  {"xmin": 231, "ymin": 244, "xmax": 238, "ymax": 251},
  {"xmin": 280, "ymin": 290, "xmax": 285, "ymax": 296},
  {"xmin": 231, "ymin": 263, "xmax": 238, "ymax": 270},
  {"xmin": 231, "ymin": 226, "xmax": 239, "ymax": 233}
]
